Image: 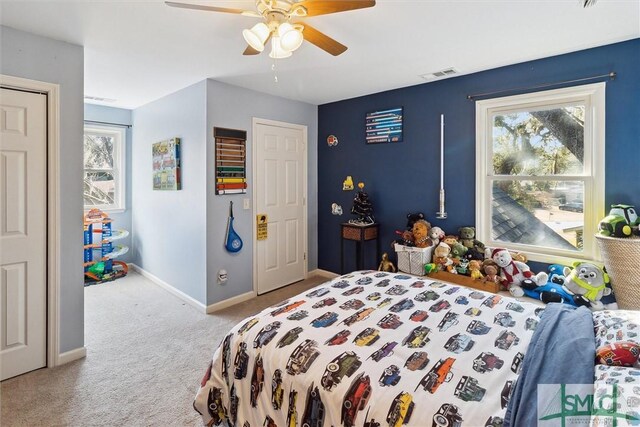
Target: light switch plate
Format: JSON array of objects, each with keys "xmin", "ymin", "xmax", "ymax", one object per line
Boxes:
[{"xmin": 243, "ymin": 198, "xmax": 250, "ymax": 210}]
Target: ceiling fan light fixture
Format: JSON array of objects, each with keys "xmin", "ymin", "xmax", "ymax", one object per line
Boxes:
[
  {"xmin": 242, "ymin": 22, "xmax": 270, "ymax": 52},
  {"xmin": 269, "ymin": 36, "xmax": 293, "ymax": 59},
  {"xmin": 277, "ymin": 22, "xmax": 304, "ymax": 52}
]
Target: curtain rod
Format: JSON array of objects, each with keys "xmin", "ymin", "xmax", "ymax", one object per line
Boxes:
[
  {"xmin": 84, "ymin": 119, "xmax": 131, "ymax": 128},
  {"xmin": 467, "ymin": 71, "xmax": 616, "ymax": 100}
]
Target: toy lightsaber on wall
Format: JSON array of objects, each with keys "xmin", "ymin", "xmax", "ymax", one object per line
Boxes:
[{"xmin": 436, "ymin": 114, "xmax": 447, "ymax": 219}]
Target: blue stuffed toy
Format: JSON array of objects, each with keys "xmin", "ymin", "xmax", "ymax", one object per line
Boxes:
[{"xmin": 520, "ymin": 264, "xmax": 590, "ymax": 307}]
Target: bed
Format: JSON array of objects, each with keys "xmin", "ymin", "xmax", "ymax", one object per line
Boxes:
[{"xmin": 193, "ymin": 270, "xmax": 636, "ymax": 427}]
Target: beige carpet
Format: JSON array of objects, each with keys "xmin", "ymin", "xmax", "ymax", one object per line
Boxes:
[{"xmin": 1, "ymin": 271, "xmax": 329, "ymax": 426}]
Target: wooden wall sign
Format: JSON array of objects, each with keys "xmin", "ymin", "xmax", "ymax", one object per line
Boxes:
[{"xmin": 214, "ymin": 127, "xmax": 247, "ymax": 195}]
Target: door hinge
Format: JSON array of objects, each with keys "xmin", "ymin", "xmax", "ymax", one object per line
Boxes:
[{"xmin": 304, "ymin": 252, "xmax": 306, "ymax": 260}]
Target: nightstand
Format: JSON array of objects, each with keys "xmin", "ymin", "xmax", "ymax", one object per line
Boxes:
[{"xmin": 340, "ymin": 222, "xmax": 380, "ymax": 274}]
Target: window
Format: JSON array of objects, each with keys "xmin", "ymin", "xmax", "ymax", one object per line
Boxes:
[
  {"xmin": 476, "ymin": 83, "xmax": 605, "ymax": 263},
  {"xmin": 83, "ymin": 125, "xmax": 126, "ymax": 211}
]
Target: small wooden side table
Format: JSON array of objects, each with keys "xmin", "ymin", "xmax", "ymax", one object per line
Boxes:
[{"xmin": 340, "ymin": 222, "xmax": 380, "ymax": 274}]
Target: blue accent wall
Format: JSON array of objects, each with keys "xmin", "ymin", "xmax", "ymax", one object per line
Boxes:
[{"xmin": 318, "ymin": 38, "xmax": 640, "ymax": 274}]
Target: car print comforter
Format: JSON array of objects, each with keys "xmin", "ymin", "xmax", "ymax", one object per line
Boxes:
[{"xmin": 194, "ymin": 270, "xmax": 545, "ymax": 427}]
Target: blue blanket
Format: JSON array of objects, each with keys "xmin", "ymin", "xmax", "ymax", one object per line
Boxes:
[{"xmin": 505, "ymin": 303, "xmax": 595, "ymax": 427}]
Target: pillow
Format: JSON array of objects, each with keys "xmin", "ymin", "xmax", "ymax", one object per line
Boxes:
[
  {"xmin": 596, "ymin": 341, "xmax": 640, "ymax": 367},
  {"xmin": 593, "ymin": 310, "xmax": 640, "ymax": 349}
]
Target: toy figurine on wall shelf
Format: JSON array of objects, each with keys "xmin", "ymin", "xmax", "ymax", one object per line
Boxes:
[
  {"xmin": 343, "ymin": 176, "xmax": 354, "ymax": 191},
  {"xmin": 349, "ymin": 182, "xmax": 375, "ymax": 225},
  {"xmin": 378, "ymin": 253, "xmax": 396, "ymax": 273}
]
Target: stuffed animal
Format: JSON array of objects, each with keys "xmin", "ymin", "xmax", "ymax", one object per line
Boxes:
[
  {"xmin": 443, "ymin": 235, "xmax": 459, "ymax": 246},
  {"xmin": 378, "ymin": 253, "xmax": 396, "ymax": 273},
  {"xmin": 456, "ymin": 258, "xmax": 470, "ymax": 275},
  {"xmin": 394, "ymin": 229, "xmax": 415, "ymax": 247},
  {"xmin": 406, "ymin": 212, "xmax": 426, "ymax": 231},
  {"xmin": 468, "ymin": 260, "xmax": 484, "ymax": 280},
  {"xmin": 429, "ymin": 226, "xmax": 445, "ymax": 247},
  {"xmin": 424, "ymin": 263, "xmax": 438, "ymax": 274},
  {"xmin": 445, "ymin": 259, "xmax": 458, "ymax": 274},
  {"xmin": 511, "ymin": 252, "xmax": 528, "ymax": 263},
  {"xmin": 458, "ymin": 227, "xmax": 486, "ymax": 251},
  {"xmin": 520, "ymin": 278, "xmax": 588, "ymax": 306},
  {"xmin": 464, "ymin": 247, "xmax": 485, "ymax": 261},
  {"xmin": 483, "ymin": 264, "xmax": 500, "ymax": 286},
  {"xmin": 563, "ymin": 262, "xmax": 612, "ymax": 311},
  {"xmin": 433, "ymin": 242, "xmax": 452, "ymax": 270},
  {"xmin": 450, "ymin": 242, "xmax": 469, "ymax": 259},
  {"xmin": 487, "ymin": 248, "xmax": 548, "ymax": 297},
  {"xmin": 412, "ymin": 219, "xmax": 432, "ymax": 248}
]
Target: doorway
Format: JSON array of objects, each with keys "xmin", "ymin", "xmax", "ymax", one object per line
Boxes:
[{"xmin": 253, "ymin": 119, "xmax": 307, "ymax": 295}]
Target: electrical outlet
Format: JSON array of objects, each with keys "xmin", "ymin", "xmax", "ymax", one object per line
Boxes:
[{"xmin": 243, "ymin": 198, "xmax": 250, "ymax": 210}]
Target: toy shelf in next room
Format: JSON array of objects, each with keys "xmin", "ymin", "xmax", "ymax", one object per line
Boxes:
[{"xmin": 83, "ymin": 208, "xmax": 129, "ymax": 285}]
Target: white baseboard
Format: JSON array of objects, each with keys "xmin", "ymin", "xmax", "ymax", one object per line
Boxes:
[
  {"xmin": 206, "ymin": 291, "xmax": 256, "ymax": 314},
  {"xmin": 309, "ymin": 269, "xmax": 339, "ymax": 279},
  {"xmin": 57, "ymin": 346, "xmax": 87, "ymax": 365},
  {"xmin": 130, "ymin": 263, "xmax": 257, "ymax": 315},
  {"xmin": 129, "ymin": 263, "xmax": 207, "ymax": 313}
]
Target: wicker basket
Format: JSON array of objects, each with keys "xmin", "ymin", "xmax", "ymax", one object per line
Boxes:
[{"xmin": 595, "ymin": 234, "xmax": 640, "ymax": 310}]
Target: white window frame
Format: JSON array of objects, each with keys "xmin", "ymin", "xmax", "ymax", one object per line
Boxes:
[
  {"xmin": 475, "ymin": 83, "xmax": 606, "ymax": 264},
  {"xmin": 83, "ymin": 124, "xmax": 126, "ymax": 213}
]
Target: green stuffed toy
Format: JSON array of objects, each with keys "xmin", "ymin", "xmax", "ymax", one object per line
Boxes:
[
  {"xmin": 450, "ymin": 242, "xmax": 469, "ymax": 259},
  {"xmin": 458, "ymin": 227, "xmax": 486, "ymax": 251}
]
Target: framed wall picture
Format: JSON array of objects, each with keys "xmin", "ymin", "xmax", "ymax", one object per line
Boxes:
[
  {"xmin": 152, "ymin": 137, "xmax": 181, "ymax": 190},
  {"xmin": 366, "ymin": 107, "xmax": 403, "ymax": 144}
]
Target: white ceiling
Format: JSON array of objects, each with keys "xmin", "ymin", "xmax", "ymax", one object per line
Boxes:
[{"xmin": 1, "ymin": 0, "xmax": 638, "ymax": 109}]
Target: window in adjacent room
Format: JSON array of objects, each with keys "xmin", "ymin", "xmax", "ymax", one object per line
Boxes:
[
  {"xmin": 83, "ymin": 125, "xmax": 126, "ymax": 211},
  {"xmin": 476, "ymin": 83, "xmax": 605, "ymax": 263}
]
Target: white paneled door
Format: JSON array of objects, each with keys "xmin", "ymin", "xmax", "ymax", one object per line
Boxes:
[
  {"xmin": 255, "ymin": 121, "xmax": 306, "ymax": 295},
  {"xmin": 0, "ymin": 88, "xmax": 47, "ymax": 380}
]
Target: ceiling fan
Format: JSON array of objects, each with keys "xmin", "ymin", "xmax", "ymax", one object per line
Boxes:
[{"xmin": 166, "ymin": 0, "xmax": 376, "ymax": 58}]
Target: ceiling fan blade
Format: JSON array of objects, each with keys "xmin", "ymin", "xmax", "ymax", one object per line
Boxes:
[
  {"xmin": 297, "ymin": 0, "xmax": 375, "ymax": 17},
  {"xmin": 243, "ymin": 45, "xmax": 261, "ymax": 55},
  {"xmin": 243, "ymin": 34, "xmax": 272, "ymax": 56},
  {"xmin": 165, "ymin": 1, "xmax": 248, "ymax": 15},
  {"xmin": 301, "ymin": 24, "xmax": 347, "ymax": 56}
]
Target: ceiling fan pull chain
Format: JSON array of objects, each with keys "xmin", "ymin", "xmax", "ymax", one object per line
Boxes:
[{"xmin": 272, "ymin": 60, "xmax": 278, "ymax": 83}]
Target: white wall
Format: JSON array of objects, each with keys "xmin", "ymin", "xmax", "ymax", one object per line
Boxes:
[
  {"xmin": 131, "ymin": 81, "xmax": 207, "ymax": 304},
  {"xmin": 1, "ymin": 26, "xmax": 85, "ymax": 353},
  {"xmin": 84, "ymin": 104, "xmax": 133, "ymax": 263},
  {"xmin": 205, "ymin": 79, "xmax": 318, "ymax": 306}
]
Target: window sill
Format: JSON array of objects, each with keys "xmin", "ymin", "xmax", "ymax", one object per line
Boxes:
[
  {"xmin": 84, "ymin": 208, "xmax": 126, "ymax": 215},
  {"xmin": 491, "ymin": 247, "xmax": 602, "ymax": 268}
]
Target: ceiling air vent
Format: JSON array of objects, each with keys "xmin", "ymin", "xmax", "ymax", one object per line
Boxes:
[
  {"xmin": 84, "ymin": 95, "xmax": 117, "ymax": 103},
  {"xmin": 420, "ymin": 68, "xmax": 458, "ymax": 80}
]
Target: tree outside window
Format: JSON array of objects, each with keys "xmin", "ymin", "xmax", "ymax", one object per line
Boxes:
[{"xmin": 83, "ymin": 125, "xmax": 125, "ymax": 211}]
